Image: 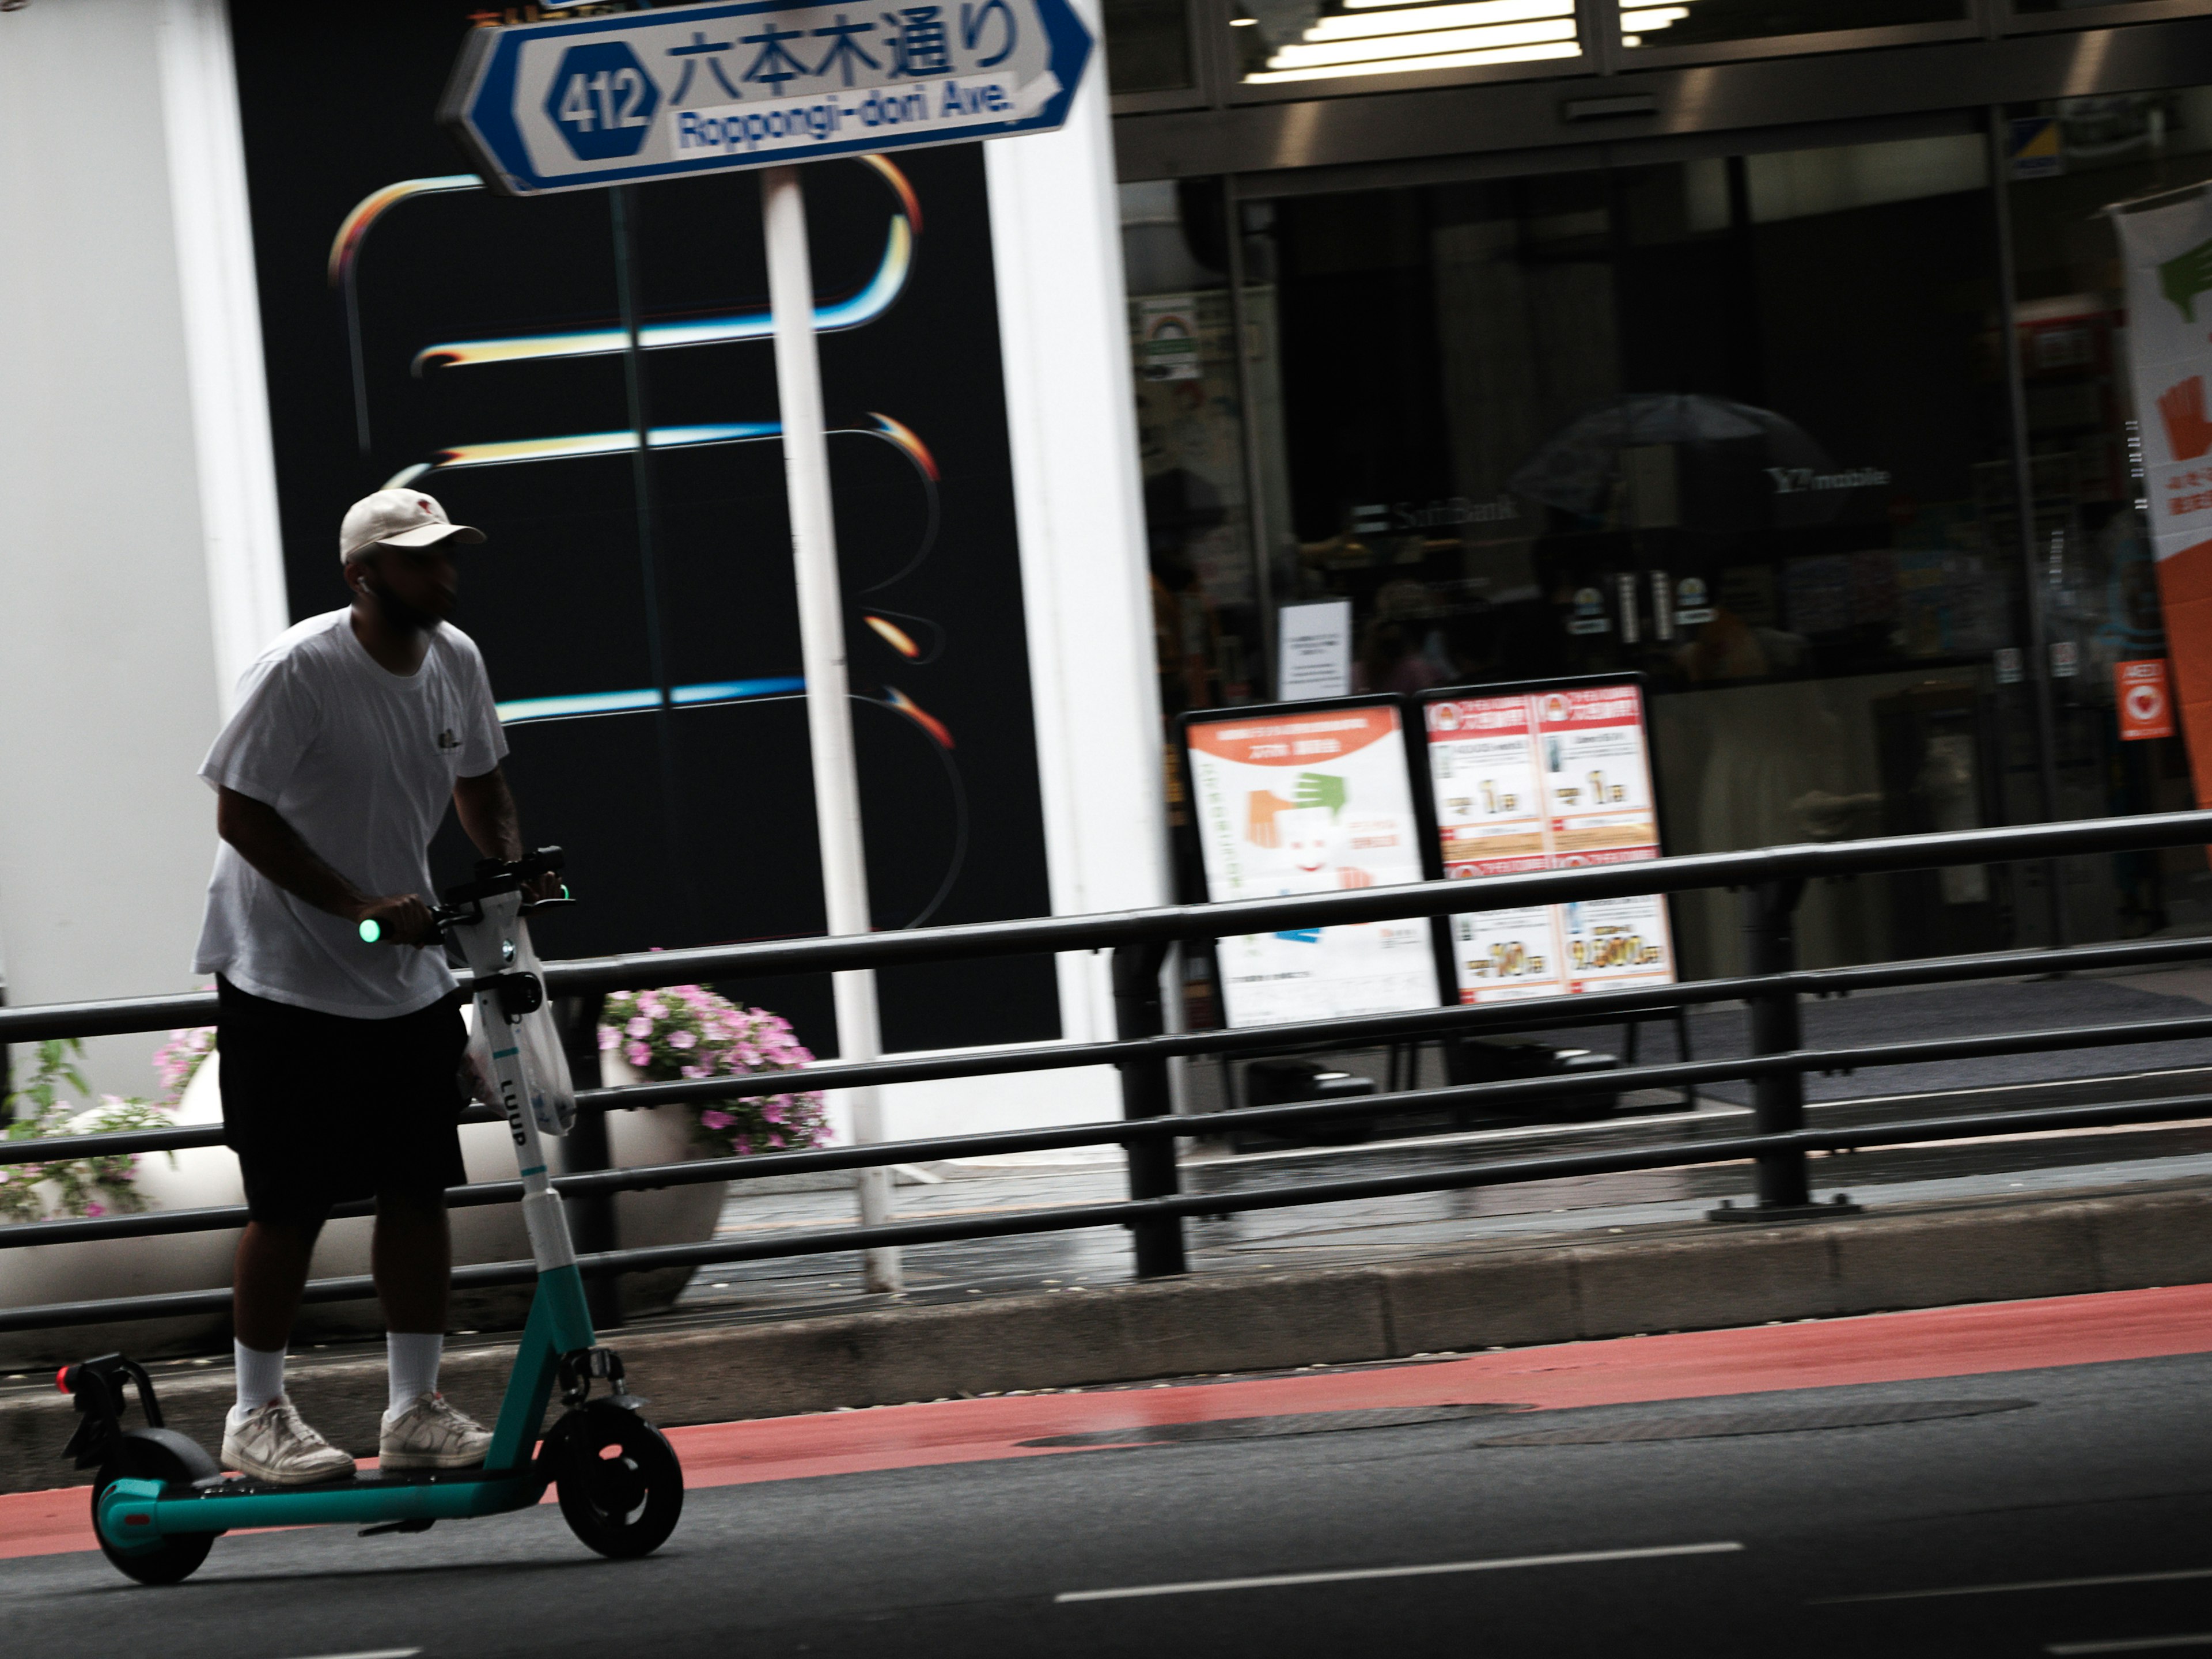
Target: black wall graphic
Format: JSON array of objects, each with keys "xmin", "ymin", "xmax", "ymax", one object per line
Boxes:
[{"xmin": 230, "ymin": 0, "xmax": 1059, "ymax": 1054}]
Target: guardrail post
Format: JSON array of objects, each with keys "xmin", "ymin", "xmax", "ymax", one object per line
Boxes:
[
  {"xmin": 1111, "ymin": 940, "xmax": 1188, "ymax": 1278},
  {"xmin": 1745, "ymin": 879, "xmax": 1809, "ymax": 1208},
  {"xmin": 555, "ymin": 992, "xmax": 623, "ymax": 1328},
  {"xmin": 1711, "ymin": 878, "xmax": 1855, "ymax": 1221}
]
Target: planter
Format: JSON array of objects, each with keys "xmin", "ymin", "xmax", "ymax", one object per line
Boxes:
[
  {"xmin": 0, "ymin": 1014, "xmax": 731, "ymax": 1364},
  {"xmin": 596, "ymin": 1050, "xmax": 729, "ymax": 1319}
]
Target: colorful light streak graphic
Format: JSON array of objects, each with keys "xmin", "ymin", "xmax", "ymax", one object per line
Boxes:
[
  {"xmin": 864, "ymin": 615, "xmax": 921, "ymax": 658},
  {"xmin": 383, "ymin": 412, "xmax": 935, "ymax": 488},
  {"xmin": 410, "ymin": 215, "xmax": 910, "ymax": 370},
  {"xmin": 495, "ymin": 678, "xmax": 806, "ymax": 725},
  {"xmin": 327, "ymin": 175, "xmax": 483, "ymax": 287},
  {"xmin": 326, "ymin": 157, "xmax": 918, "ymax": 290},
  {"xmin": 383, "ymin": 422, "xmax": 777, "ymax": 487},
  {"xmin": 408, "ymin": 154, "xmax": 922, "ymax": 375},
  {"xmin": 883, "ymin": 686, "xmax": 953, "ymax": 749}
]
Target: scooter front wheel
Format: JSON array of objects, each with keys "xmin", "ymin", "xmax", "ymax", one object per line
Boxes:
[
  {"xmin": 92, "ymin": 1429, "xmax": 219, "ymax": 1585},
  {"xmin": 551, "ymin": 1403, "xmax": 683, "ymax": 1559}
]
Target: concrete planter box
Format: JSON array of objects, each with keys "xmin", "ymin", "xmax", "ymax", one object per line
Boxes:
[{"xmin": 0, "ymin": 1027, "xmax": 725, "ymax": 1366}]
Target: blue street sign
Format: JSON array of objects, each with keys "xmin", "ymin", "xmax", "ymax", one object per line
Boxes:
[{"xmin": 441, "ymin": 0, "xmax": 1094, "ymax": 195}]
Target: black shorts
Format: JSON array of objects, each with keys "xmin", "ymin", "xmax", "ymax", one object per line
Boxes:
[{"xmin": 217, "ymin": 975, "xmax": 470, "ymax": 1227}]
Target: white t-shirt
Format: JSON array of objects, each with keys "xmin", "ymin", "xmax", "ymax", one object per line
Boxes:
[{"xmin": 193, "ymin": 609, "xmax": 509, "ymax": 1018}]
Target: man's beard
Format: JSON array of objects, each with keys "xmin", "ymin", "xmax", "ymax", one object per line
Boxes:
[{"xmin": 367, "ymin": 576, "xmax": 441, "ymax": 632}]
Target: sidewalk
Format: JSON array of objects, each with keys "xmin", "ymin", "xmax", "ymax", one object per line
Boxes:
[{"xmin": 663, "ymin": 960, "xmax": 2212, "ymax": 1330}]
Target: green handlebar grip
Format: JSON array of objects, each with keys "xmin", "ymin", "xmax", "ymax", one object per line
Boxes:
[{"xmin": 358, "ymin": 918, "xmax": 381, "ymax": 944}]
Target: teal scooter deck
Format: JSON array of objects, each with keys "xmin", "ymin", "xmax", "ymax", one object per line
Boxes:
[{"xmin": 102, "ymin": 1467, "xmax": 546, "ymax": 1538}]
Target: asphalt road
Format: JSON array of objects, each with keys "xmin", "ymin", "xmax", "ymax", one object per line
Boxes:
[{"xmin": 6, "ymin": 1319, "xmax": 2212, "ymax": 1658}]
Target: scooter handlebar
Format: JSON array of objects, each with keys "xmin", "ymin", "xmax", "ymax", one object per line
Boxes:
[{"xmin": 358, "ymin": 848, "xmax": 569, "ymax": 944}]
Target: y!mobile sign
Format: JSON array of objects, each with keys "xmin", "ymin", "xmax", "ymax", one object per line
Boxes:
[
  {"xmin": 1183, "ymin": 704, "xmax": 1440, "ymax": 1029},
  {"xmin": 1422, "ymin": 682, "xmax": 1675, "ymax": 1005},
  {"xmin": 443, "ymin": 0, "xmax": 1092, "ymax": 194},
  {"xmin": 2112, "ymin": 190, "xmax": 2212, "ymax": 800}
]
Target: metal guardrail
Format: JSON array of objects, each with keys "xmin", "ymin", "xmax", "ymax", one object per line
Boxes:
[{"xmin": 5, "ymin": 809, "xmax": 2212, "ymax": 1336}]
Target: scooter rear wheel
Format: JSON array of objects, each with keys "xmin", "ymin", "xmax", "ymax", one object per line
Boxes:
[
  {"xmin": 552, "ymin": 1403, "xmax": 683, "ymax": 1559},
  {"xmin": 92, "ymin": 1429, "xmax": 219, "ymax": 1585}
]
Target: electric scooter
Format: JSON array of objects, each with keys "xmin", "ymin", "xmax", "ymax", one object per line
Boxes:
[{"xmin": 58, "ymin": 849, "xmax": 683, "ymax": 1585}]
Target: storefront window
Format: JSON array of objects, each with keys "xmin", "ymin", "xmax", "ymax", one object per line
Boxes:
[
  {"xmin": 2005, "ymin": 89, "xmax": 2212, "ymax": 940},
  {"xmin": 1617, "ymin": 0, "xmax": 1966, "ymax": 51},
  {"xmin": 1154, "ymin": 130, "xmax": 2093, "ymax": 977},
  {"xmin": 1120, "ymin": 181, "xmax": 1296, "ymax": 718},
  {"xmin": 1231, "ymin": 0, "xmax": 1583, "ymax": 88},
  {"xmin": 1105, "ymin": 0, "xmax": 1196, "ymax": 93}
]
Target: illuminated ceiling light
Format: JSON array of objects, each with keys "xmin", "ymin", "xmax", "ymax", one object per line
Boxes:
[
  {"xmin": 1340, "ymin": 0, "xmax": 1569, "ymax": 14},
  {"xmin": 1619, "ymin": 5, "xmax": 1688, "ymax": 28},
  {"xmin": 1245, "ymin": 37, "xmax": 1579, "ymax": 79},
  {"xmin": 1267, "ymin": 17, "xmax": 1575, "ymax": 68},
  {"xmin": 1309, "ymin": 0, "xmax": 1578, "ymax": 39}
]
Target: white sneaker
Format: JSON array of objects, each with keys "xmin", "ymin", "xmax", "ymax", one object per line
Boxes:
[
  {"xmin": 222, "ymin": 1398, "xmax": 356, "ymax": 1486},
  {"xmin": 380, "ymin": 1392, "xmax": 493, "ymax": 1470}
]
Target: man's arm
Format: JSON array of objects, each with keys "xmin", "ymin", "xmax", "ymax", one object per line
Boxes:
[
  {"xmin": 453, "ymin": 768, "xmax": 560, "ymax": 899},
  {"xmin": 216, "ymin": 786, "xmax": 434, "ymax": 944}
]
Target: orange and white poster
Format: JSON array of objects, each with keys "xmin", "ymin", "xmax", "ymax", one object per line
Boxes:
[
  {"xmin": 1185, "ymin": 704, "xmax": 1439, "ymax": 1028},
  {"xmin": 2117, "ymin": 658, "xmax": 2176, "ymax": 740},
  {"xmin": 1424, "ymin": 682, "xmax": 1675, "ymax": 1005},
  {"xmin": 2113, "ymin": 191, "xmax": 2212, "ymax": 796}
]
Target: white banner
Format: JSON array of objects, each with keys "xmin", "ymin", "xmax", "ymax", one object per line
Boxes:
[{"xmin": 2113, "ymin": 188, "xmax": 2212, "ymax": 563}]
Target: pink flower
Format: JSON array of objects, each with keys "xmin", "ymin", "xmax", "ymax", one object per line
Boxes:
[
  {"xmin": 700, "ymin": 1109, "xmax": 735, "ymax": 1130},
  {"xmin": 624, "ymin": 1040, "xmax": 651, "ymax": 1068},
  {"xmin": 681, "ymin": 1065, "xmax": 707, "ymax": 1080},
  {"xmin": 638, "ymin": 993, "xmax": 666, "ymax": 1018},
  {"xmin": 667, "ymin": 1029, "xmax": 696, "ymax": 1050},
  {"xmin": 597, "ymin": 1027, "xmax": 619, "ymax": 1051},
  {"xmin": 84, "ymin": 1202, "xmax": 104, "ymax": 1217},
  {"xmin": 763, "ymin": 1101, "xmax": 786, "ymax": 1123},
  {"xmin": 733, "ymin": 1042, "xmax": 761, "ymax": 1067},
  {"xmin": 625, "ymin": 1016, "xmax": 653, "ymax": 1039},
  {"xmin": 736, "ymin": 1135, "xmax": 752, "ymax": 1156}
]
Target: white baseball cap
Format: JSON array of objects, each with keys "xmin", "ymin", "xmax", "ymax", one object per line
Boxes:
[{"xmin": 339, "ymin": 488, "xmax": 486, "ymax": 562}]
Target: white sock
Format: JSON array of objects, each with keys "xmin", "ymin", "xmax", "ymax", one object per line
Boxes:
[
  {"xmin": 234, "ymin": 1341, "xmax": 286, "ymax": 1418},
  {"xmin": 385, "ymin": 1331, "xmax": 444, "ymax": 1418}
]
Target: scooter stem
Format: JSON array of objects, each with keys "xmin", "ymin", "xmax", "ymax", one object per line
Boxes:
[{"xmin": 452, "ymin": 889, "xmax": 576, "ymax": 1275}]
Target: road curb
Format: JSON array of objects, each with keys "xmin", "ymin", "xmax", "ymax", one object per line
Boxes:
[{"xmin": 4, "ymin": 1180, "xmax": 2209, "ymax": 1495}]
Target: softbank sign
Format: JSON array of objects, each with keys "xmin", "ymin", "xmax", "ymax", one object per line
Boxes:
[{"xmin": 675, "ymin": 74, "xmax": 1057, "ymax": 156}]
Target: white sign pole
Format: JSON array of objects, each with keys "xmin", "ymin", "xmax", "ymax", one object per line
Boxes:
[{"xmin": 762, "ymin": 163, "xmax": 901, "ymax": 1295}]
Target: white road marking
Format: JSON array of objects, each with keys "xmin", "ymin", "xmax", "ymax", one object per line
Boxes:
[
  {"xmin": 1053, "ymin": 1540, "xmax": 1743, "ymax": 1603},
  {"xmin": 1816, "ymin": 1567, "xmax": 2212, "ymax": 1605},
  {"xmin": 2047, "ymin": 1637, "xmax": 2212, "ymax": 1655}
]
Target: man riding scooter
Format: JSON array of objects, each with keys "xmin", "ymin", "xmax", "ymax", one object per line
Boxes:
[{"xmin": 192, "ymin": 488, "xmax": 556, "ymax": 1484}]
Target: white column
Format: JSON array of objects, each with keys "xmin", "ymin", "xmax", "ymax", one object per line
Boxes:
[
  {"xmin": 762, "ymin": 165, "xmax": 902, "ymax": 1295},
  {"xmin": 157, "ymin": 0, "xmax": 289, "ymax": 714},
  {"xmin": 984, "ymin": 0, "xmax": 1170, "ymax": 1051},
  {"xmin": 0, "ymin": 0, "xmax": 274, "ymax": 1098}
]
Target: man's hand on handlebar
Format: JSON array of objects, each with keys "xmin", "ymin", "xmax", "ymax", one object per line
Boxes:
[
  {"xmin": 522, "ymin": 870, "xmax": 563, "ymax": 906},
  {"xmin": 356, "ymin": 893, "xmax": 436, "ymax": 948}
]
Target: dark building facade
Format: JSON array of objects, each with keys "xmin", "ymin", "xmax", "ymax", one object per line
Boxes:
[{"xmin": 1107, "ymin": 1, "xmax": 2212, "ymax": 974}]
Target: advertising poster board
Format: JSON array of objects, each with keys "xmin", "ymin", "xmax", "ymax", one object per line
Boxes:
[
  {"xmin": 2112, "ymin": 188, "xmax": 2212, "ymax": 802},
  {"xmin": 1180, "ymin": 699, "xmax": 1441, "ymax": 1028},
  {"xmin": 1419, "ymin": 677, "xmax": 1676, "ymax": 1005}
]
